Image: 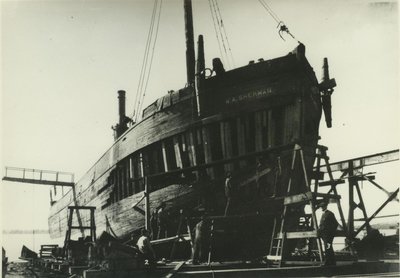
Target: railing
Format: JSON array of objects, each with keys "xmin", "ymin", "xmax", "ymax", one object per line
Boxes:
[{"xmin": 3, "ymin": 166, "xmax": 75, "ymax": 187}]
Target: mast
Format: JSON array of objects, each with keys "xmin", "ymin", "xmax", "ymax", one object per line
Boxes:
[
  {"xmin": 184, "ymin": 0, "xmax": 196, "ymax": 87},
  {"xmin": 196, "ymin": 35, "xmax": 205, "ymax": 117}
]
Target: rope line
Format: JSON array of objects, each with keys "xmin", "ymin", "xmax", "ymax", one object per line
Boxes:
[
  {"xmin": 137, "ymin": 0, "xmax": 163, "ymax": 117},
  {"xmin": 133, "ymin": 0, "xmax": 158, "ymax": 119},
  {"xmin": 258, "ymin": 0, "xmax": 281, "ymax": 24},
  {"xmin": 213, "ymin": 0, "xmax": 235, "ymax": 67},
  {"xmin": 133, "ymin": 0, "xmax": 162, "ymax": 122},
  {"xmin": 210, "ymin": 0, "xmax": 230, "ymax": 68},
  {"xmin": 208, "ymin": 0, "xmax": 225, "ymax": 66}
]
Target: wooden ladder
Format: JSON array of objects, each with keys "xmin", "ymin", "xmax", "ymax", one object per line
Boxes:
[
  {"xmin": 63, "ymin": 206, "xmax": 96, "ymax": 259},
  {"xmin": 268, "ymin": 144, "xmax": 326, "ymax": 267}
]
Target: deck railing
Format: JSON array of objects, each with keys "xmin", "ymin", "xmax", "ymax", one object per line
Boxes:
[{"xmin": 3, "ymin": 166, "xmax": 75, "ymax": 187}]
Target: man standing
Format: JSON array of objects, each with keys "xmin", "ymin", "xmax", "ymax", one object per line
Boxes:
[
  {"xmin": 157, "ymin": 202, "xmax": 168, "ymax": 239},
  {"xmin": 224, "ymin": 172, "xmax": 233, "ymax": 216},
  {"xmin": 192, "ymin": 215, "xmax": 210, "ymax": 264},
  {"xmin": 318, "ymin": 201, "xmax": 339, "ymax": 266}
]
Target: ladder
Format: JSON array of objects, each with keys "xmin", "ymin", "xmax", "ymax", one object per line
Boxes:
[
  {"xmin": 267, "ymin": 144, "xmax": 343, "ymax": 267},
  {"xmin": 63, "ymin": 206, "xmax": 96, "ymax": 259}
]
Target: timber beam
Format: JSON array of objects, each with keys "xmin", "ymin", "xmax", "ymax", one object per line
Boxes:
[
  {"xmin": 320, "ymin": 149, "xmax": 399, "ymax": 173},
  {"xmin": 2, "ymin": 177, "xmax": 74, "ymax": 187},
  {"xmin": 283, "ymin": 191, "xmax": 341, "ymax": 205}
]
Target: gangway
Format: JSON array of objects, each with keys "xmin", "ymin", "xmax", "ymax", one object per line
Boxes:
[{"xmin": 2, "ymin": 166, "xmax": 74, "ymax": 187}]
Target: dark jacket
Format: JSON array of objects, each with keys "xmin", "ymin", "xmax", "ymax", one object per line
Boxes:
[{"xmin": 318, "ymin": 209, "xmax": 338, "ymax": 242}]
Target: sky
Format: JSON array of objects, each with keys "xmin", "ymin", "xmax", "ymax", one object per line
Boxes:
[{"xmin": 1, "ymin": 0, "xmax": 399, "ymax": 235}]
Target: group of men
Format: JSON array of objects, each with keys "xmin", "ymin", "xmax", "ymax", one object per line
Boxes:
[
  {"xmin": 135, "ymin": 171, "xmax": 340, "ymax": 267},
  {"xmin": 150, "ymin": 202, "xmax": 169, "ymax": 240}
]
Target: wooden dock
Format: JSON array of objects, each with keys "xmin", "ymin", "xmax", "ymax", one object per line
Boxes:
[{"xmin": 76, "ymin": 260, "xmax": 400, "ymax": 277}]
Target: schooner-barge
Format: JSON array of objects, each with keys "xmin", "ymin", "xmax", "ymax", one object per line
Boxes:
[{"xmin": 46, "ymin": 0, "xmax": 335, "ymax": 259}]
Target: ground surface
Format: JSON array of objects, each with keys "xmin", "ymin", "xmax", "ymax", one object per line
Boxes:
[{"xmin": 5, "ymin": 262, "xmax": 67, "ymax": 278}]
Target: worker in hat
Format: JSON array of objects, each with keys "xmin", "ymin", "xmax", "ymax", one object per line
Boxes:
[{"xmin": 317, "ymin": 200, "xmax": 339, "ymax": 266}]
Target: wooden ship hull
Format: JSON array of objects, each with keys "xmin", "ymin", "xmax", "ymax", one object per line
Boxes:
[
  {"xmin": 49, "ymin": 45, "xmax": 323, "ymax": 237},
  {"xmin": 48, "ymin": 1, "xmax": 331, "ymax": 260}
]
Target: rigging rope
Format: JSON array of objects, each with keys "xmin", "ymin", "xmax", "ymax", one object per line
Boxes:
[
  {"xmin": 258, "ymin": 0, "xmax": 299, "ymax": 42},
  {"xmin": 133, "ymin": 0, "xmax": 158, "ymax": 120},
  {"xmin": 213, "ymin": 0, "xmax": 235, "ymax": 67},
  {"xmin": 208, "ymin": 0, "xmax": 235, "ymax": 69},
  {"xmin": 137, "ymin": 0, "xmax": 163, "ymax": 117},
  {"xmin": 133, "ymin": 0, "xmax": 162, "ymax": 122},
  {"xmin": 210, "ymin": 0, "xmax": 230, "ymax": 68},
  {"xmin": 208, "ymin": 0, "xmax": 225, "ymax": 66}
]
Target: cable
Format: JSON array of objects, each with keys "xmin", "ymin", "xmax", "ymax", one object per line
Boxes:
[
  {"xmin": 208, "ymin": 0, "xmax": 225, "ymax": 66},
  {"xmin": 213, "ymin": 0, "xmax": 235, "ymax": 67},
  {"xmin": 137, "ymin": 0, "xmax": 163, "ymax": 117},
  {"xmin": 210, "ymin": 0, "xmax": 230, "ymax": 68},
  {"xmin": 258, "ymin": 0, "xmax": 281, "ymax": 24},
  {"xmin": 133, "ymin": 0, "xmax": 162, "ymax": 122},
  {"xmin": 258, "ymin": 0, "xmax": 299, "ymax": 42},
  {"xmin": 133, "ymin": 0, "xmax": 157, "ymax": 117}
]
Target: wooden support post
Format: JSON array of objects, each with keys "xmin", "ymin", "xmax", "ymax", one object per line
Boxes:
[
  {"xmin": 267, "ymin": 110, "xmax": 275, "ymax": 147},
  {"xmin": 187, "ymin": 131, "xmax": 197, "ymax": 167},
  {"xmin": 207, "ymin": 219, "xmax": 214, "ymax": 265},
  {"xmin": 161, "ymin": 142, "xmax": 169, "ymax": 172},
  {"xmin": 236, "ymin": 117, "xmax": 247, "ymax": 167},
  {"xmin": 140, "ymin": 153, "xmax": 150, "ymax": 230},
  {"xmin": 255, "ymin": 111, "xmax": 263, "ymax": 152},
  {"xmin": 202, "ymin": 126, "xmax": 214, "ymax": 178},
  {"xmin": 220, "ymin": 121, "xmax": 233, "ymax": 173},
  {"xmin": 186, "ymin": 219, "xmax": 194, "ymax": 255},
  {"xmin": 170, "ymin": 210, "xmax": 184, "ymax": 261},
  {"xmin": 173, "ymin": 136, "xmax": 183, "ymax": 169},
  {"xmin": 355, "ymin": 188, "xmax": 399, "ymax": 236},
  {"xmin": 348, "ymin": 162, "xmax": 355, "ymax": 237},
  {"xmin": 347, "ymin": 161, "xmax": 371, "ymax": 237}
]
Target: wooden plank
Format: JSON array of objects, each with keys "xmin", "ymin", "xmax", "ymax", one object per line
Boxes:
[
  {"xmin": 277, "ymin": 231, "xmax": 317, "ymax": 239},
  {"xmin": 187, "ymin": 131, "xmax": 197, "ymax": 166},
  {"xmin": 254, "ymin": 111, "xmax": 263, "ymax": 151},
  {"xmin": 173, "ymin": 136, "xmax": 183, "ymax": 169},
  {"xmin": 220, "ymin": 122, "xmax": 226, "ymax": 159},
  {"xmin": 320, "ymin": 149, "xmax": 399, "ymax": 173},
  {"xmin": 220, "ymin": 121, "xmax": 233, "ymax": 172},
  {"xmin": 236, "ymin": 117, "xmax": 247, "ymax": 167},
  {"xmin": 319, "ymin": 179, "xmax": 345, "ymax": 187},
  {"xmin": 266, "ymin": 255, "xmax": 281, "ymax": 260},
  {"xmin": 119, "ymin": 167, "xmax": 124, "ymax": 201},
  {"xmin": 2, "ymin": 177, "xmax": 74, "ymax": 187},
  {"xmin": 151, "ymin": 234, "xmax": 190, "ymax": 245},
  {"xmin": 267, "ymin": 110, "xmax": 274, "ymax": 147},
  {"xmin": 284, "ymin": 192, "xmax": 313, "ymax": 205},
  {"xmin": 262, "ymin": 110, "xmax": 267, "ymax": 149},
  {"xmin": 202, "ymin": 126, "xmax": 214, "ymax": 178},
  {"xmin": 161, "ymin": 142, "xmax": 169, "ymax": 172},
  {"xmin": 114, "ymin": 171, "xmax": 119, "ymax": 203},
  {"xmin": 314, "ymin": 193, "xmax": 341, "ymax": 200},
  {"xmin": 165, "ymin": 261, "xmax": 186, "ymax": 278}
]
